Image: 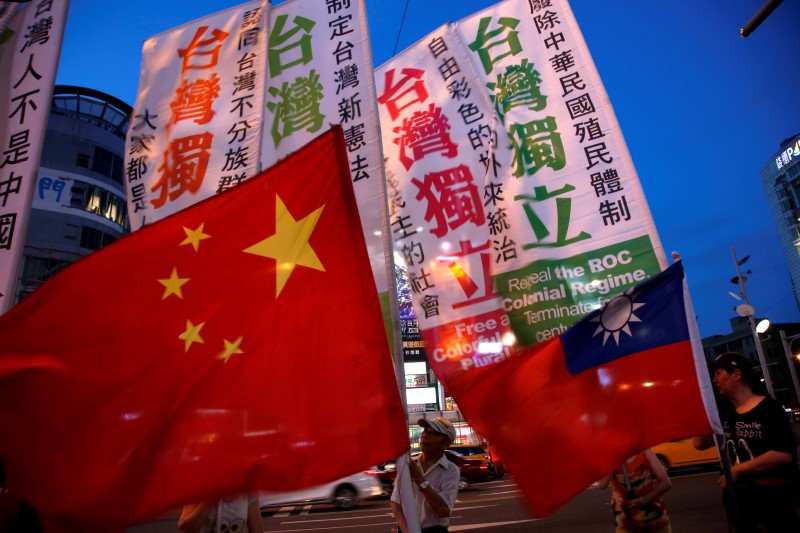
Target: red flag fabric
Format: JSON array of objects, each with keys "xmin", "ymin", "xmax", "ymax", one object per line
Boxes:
[
  {"xmin": 428, "ymin": 261, "xmax": 720, "ymax": 516},
  {"xmin": 0, "ymin": 127, "xmax": 409, "ymax": 531}
]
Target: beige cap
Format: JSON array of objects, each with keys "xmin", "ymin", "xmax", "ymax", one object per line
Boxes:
[{"xmin": 418, "ymin": 417, "xmax": 456, "ymax": 443}]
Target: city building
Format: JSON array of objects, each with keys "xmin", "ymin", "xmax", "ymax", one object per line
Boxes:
[
  {"xmin": 760, "ymin": 132, "xmax": 800, "ymax": 311},
  {"xmin": 702, "ymin": 316, "xmax": 800, "ymax": 408},
  {"xmin": 13, "ymin": 85, "xmax": 131, "ymax": 304},
  {"xmin": 396, "ymin": 266, "xmax": 483, "ymax": 447}
]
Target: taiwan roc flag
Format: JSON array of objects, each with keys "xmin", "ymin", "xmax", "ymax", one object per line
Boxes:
[
  {"xmin": 0, "ymin": 127, "xmax": 409, "ymax": 532},
  {"xmin": 446, "ymin": 261, "xmax": 721, "ymax": 516}
]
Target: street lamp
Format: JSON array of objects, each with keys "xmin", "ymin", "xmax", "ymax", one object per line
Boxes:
[
  {"xmin": 730, "ymin": 245, "xmax": 774, "ymax": 397},
  {"xmin": 740, "ymin": 0, "xmax": 784, "ymax": 37},
  {"xmin": 779, "ymin": 331, "xmax": 800, "ymax": 406}
]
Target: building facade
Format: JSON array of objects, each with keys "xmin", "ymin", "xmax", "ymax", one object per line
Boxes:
[
  {"xmin": 702, "ymin": 316, "xmax": 800, "ymax": 408},
  {"xmin": 760, "ymin": 133, "xmax": 800, "ymax": 311},
  {"xmin": 397, "ymin": 265, "xmax": 484, "ymax": 447},
  {"xmin": 13, "ymin": 86, "xmax": 131, "ymax": 304}
]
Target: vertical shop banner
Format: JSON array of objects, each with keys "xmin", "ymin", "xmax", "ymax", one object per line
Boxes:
[
  {"xmin": 0, "ymin": 0, "xmax": 69, "ymax": 313},
  {"xmin": 455, "ymin": 0, "xmax": 666, "ymax": 345},
  {"xmin": 260, "ymin": 0, "xmax": 391, "ymax": 292},
  {"xmin": 376, "ymin": 24, "xmax": 517, "ymax": 380},
  {"xmin": 125, "ymin": 1, "xmax": 267, "ymax": 230}
]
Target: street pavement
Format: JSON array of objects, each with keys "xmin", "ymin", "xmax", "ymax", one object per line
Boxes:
[
  {"xmin": 128, "ymin": 422, "xmax": 800, "ymax": 532},
  {"xmin": 129, "ymin": 470, "xmax": 732, "ymax": 532}
]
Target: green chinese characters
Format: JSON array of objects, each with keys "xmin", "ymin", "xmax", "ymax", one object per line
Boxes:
[{"xmin": 265, "ymin": 14, "xmax": 325, "ymax": 148}]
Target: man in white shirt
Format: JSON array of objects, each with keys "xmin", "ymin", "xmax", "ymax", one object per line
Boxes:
[{"xmin": 391, "ymin": 417, "xmax": 461, "ymax": 533}]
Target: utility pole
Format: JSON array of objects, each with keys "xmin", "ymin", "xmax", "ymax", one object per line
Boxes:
[{"xmin": 731, "ymin": 245, "xmax": 774, "ymax": 397}]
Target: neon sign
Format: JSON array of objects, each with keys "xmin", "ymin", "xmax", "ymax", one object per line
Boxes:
[{"xmin": 776, "ymin": 139, "xmax": 800, "ymax": 170}]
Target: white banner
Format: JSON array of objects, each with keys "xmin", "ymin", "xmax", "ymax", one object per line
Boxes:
[
  {"xmin": 0, "ymin": 0, "xmax": 70, "ymax": 313},
  {"xmin": 125, "ymin": 1, "xmax": 268, "ymax": 230},
  {"xmin": 259, "ymin": 0, "xmax": 389, "ymax": 292},
  {"xmin": 455, "ymin": 0, "xmax": 666, "ymax": 345},
  {"xmin": 378, "ymin": 0, "xmax": 670, "ymax": 377},
  {"xmin": 376, "ymin": 23, "xmax": 516, "ymax": 374}
]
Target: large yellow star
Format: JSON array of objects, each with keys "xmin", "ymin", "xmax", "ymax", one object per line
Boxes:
[
  {"xmin": 158, "ymin": 267, "xmax": 190, "ymax": 300},
  {"xmin": 217, "ymin": 336, "xmax": 244, "ymax": 363},
  {"xmin": 180, "ymin": 223, "xmax": 211, "ymax": 252},
  {"xmin": 178, "ymin": 319, "xmax": 206, "ymax": 352},
  {"xmin": 243, "ymin": 195, "xmax": 325, "ymax": 298}
]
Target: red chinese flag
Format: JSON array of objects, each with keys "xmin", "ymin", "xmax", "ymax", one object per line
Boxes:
[
  {"xmin": 430, "ymin": 262, "xmax": 720, "ymax": 516},
  {"xmin": 0, "ymin": 127, "xmax": 409, "ymax": 531}
]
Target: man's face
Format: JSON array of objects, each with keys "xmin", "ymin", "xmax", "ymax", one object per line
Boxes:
[
  {"xmin": 419, "ymin": 427, "xmax": 450, "ymax": 455},
  {"xmin": 713, "ymin": 368, "xmax": 737, "ymax": 397}
]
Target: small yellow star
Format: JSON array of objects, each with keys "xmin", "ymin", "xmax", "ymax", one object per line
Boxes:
[
  {"xmin": 243, "ymin": 195, "xmax": 325, "ymax": 298},
  {"xmin": 180, "ymin": 223, "xmax": 211, "ymax": 252},
  {"xmin": 158, "ymin": 267, "xmax": 190, "ymax": 300},
  {"xmin": 178, "ymin": 319, "xmax": 206, "ymax": 352},
  {"xmin": 217, "ymin": 336, "xmax": 244, "ymax": 363}
]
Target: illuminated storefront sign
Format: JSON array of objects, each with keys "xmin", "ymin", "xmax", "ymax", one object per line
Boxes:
[{"xmin": 776, "ymin": 138, "xmax": 800, "ymax": 170}]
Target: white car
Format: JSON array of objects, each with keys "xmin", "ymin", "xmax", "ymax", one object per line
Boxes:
[{"xmin": 259, "ymin": 470, "xmax": 383, "ymax": 510}]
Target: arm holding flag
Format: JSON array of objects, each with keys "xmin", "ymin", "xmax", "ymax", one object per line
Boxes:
[
  {"xmin": 718, "ymin": 450, "xmax": 795, "ymax": 489},
  {"xmin": 406, "ymin": 458, "xmax": 452, "ymax": 519},
  {"xmin": 391, "ymin": 456, "xmax": 421, "ymax": 533}
]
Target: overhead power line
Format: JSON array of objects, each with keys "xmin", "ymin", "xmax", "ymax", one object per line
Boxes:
[{"xmin": 392, "ymin": 0, "xmax": 411, "ymax": 57}]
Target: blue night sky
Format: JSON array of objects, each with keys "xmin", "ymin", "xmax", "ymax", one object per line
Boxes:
[{"xmin": 53, "ymin": 0, "xmax": 800, "ymax": 338}]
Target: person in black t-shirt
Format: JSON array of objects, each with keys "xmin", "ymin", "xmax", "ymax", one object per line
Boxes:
[{"xmin": 694, "ymin": 352, "xmax": 798, "ymax": 532}]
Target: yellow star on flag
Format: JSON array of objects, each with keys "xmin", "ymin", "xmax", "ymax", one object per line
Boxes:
[
  {"xmin": 180, "ymin": 223, "xmax": 211, "ymax": 252},
  {"xmin": 217, "ymin": 336, "xmax": 244, "ymax": 363},
  {"xmin": 178, "ymin": 319, "xmax": 205, "ymax": 352},
  {"xmin": 158, "ymin": 268, "xmax": 190, "ymax": 300},
  {"xmin": 243, "ymin": 195, "xmax": 325, "ymax": 298}
]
